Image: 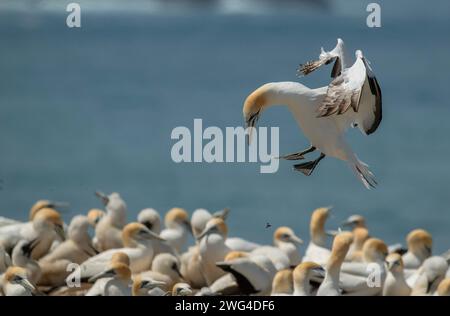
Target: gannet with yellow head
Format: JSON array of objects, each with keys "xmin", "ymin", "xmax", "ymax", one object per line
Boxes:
[
  {"xmin": 383, "ymin": 253, "xmax": 411, "ymax": 296},
  {"xmin": 2, "ymin": 266, "xmax": 39, "ymax": 296},
  {"xmin": 317, "ymin": 231, "xmax": 353, "ymax": 296},
  {"xmin": 403, "ymin": 229, "xmax": 432, "ymax": 270},
  {"xmin": 293, "ymin": 262, "xmax": 325, "ymax": 296},
  {"xmin": 160, "ymin": 208, "xmax": 191, "ymax": 253},
  {"xmin": 303, "ymin": 207, "xmax": 332, "ymax": 265}
]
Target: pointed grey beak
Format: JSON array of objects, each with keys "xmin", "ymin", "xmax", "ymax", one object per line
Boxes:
[
  {"xmin": 290, "ymin": 234, "xmax": 304, "ymax": 245},
  {"xmin": 196, "ymin": 225, "xmax": 216, "ymax": 241},
  {"xmin": 141, "ymin": 228, "xmax": 166, "ymax": 242},
  {"xmin": 88, "ymin": 269, "xmax": 115, "ymax": 283},
  {"xmin": 19, "ymin": 278, "xmax": 37, "ymax": 293},
  {"xmin": 54, "ymin": 224, "xmax": 66, "ymax": 241},
  {"xmin": 95, "ymin": 191, "xmax": 109, "ymax": 206},
  {"xmin": 212, "ymin": 208, "xmax": 230, "ymax": 220}
]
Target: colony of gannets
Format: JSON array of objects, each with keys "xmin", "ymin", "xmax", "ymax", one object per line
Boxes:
[{"xmin": 0, "ymin": 193, "xmax": 449, "ymax": 296}]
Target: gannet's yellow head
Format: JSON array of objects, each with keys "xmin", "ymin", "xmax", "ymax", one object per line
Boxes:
[
  {"xmin": 138, "ymin": 208, "xmax": 161, "ymax": 234},
  {"xmin": 274, "ymin": 227, "xmax": 304, "ymax": 246},
  {"xmin": 151, "ymin": 253, "xmax": 182, "ymax": 280},
  {"xmin": 33, "ymin": 208, "xmax": 65, "ymax": 240},
  {"xmin": 224, "ymin": 251, "xmax": 248, "ymax": 261},
  {"xmin": 29, "ymin": 200, "xmax": 67, "ymax": 220},
  {"xmin": 407, "ymin": 229, "xmax": 432, "ymax": 256},
  {"xmin": 87, "ymin": 208, "xmax": 105, "ymax": 226},
  {"xmin": 385, "ymin": 253, "xmax": 404, "ymax": 272},
  {"xmin": 122, "ymin": 222, "xmax": 165, "ymax": 247},
  {"xmin": 165, "ymin": 208, "xmax": 190, "ymax": 230},
  {"xmin": 132, "ymin": 275, "xmax": 166, "ymax": 296},
  {"xmin": 310, "ymin": 207, "xmax": 331, "ymax": 241},
  {"xmin": 172, "ymin": 282, "xmax": 193, "ymax": 296},
  {"xmin": 328, "ymin": 232, "xmax": 354, "ymax": 267},
  {"xmin": 342, "ymin": 214, "xmax": 366, "ymax": 229},
  {"xmin": 272, "ymin": 269, "xmax": 293, "ymax": 294},
  {"xmin": 111, "ymin": 252, "xmax": 130, "ymax": 266},
  {"xmin": 197, "ymin": 218, "xmax": 228, "ymax": 240},
  {"xmin": 353, "ymin": 227, "xmax": 369, "ymax": 249},
  {"xmin": 437, "ymin": 278, "xmax": 450, "ymax": 296},
  {"xmin": 363, "ymin": 238, "xmax": 388, "ymax": 263},
  {"xmin": 293, "ymin": 262, "xmax": 325, "ymax": 286},
  {"xmin": 4, "ymin": 266, "xmax": 36, "ymax": 292},
  {"xmin": 243, "ymin": 84, "xmax": 271, "ymax": 130}
]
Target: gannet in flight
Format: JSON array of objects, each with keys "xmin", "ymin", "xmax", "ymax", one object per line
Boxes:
[{"xmin": 243, "ymin": 40, "xmax": 382, "ymax": 189}]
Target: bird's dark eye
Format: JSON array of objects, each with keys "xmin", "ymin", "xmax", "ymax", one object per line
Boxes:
[
  {"xmin": 172, "ymin": 263, "xmax": 177, "ymax": 270},
  {"xmin": 282, "ymin": 234, "xmax": 290, "ymax": 239}
]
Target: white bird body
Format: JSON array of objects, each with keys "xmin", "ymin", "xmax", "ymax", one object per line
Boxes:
[
  {"xmin": 251, "ymin": 246, "xmax": 290, "ymax": 271},
  {"xmin": 199, "ymin": 233, "xmax": 230, "ymax": 286},
  {"xmin": 410, "ymin": 256, "xmax": 448, "ymax": 296},
  {"xmin": 0, "ymin": 217, "xmax": 21, "ymax": 228},
  {"xmin": 160, "ymin": 208, "xmax": 191, "ymax": 253},
  {"xmin": 225, "ymin": 237, "xmax": 261, "ymax": 252},
  {"xmin": 180, "ymin": 245, "xmax": 207, "ymax": 288},
  {"xmin": 303, "ymin": 243, "xmax": 331, "ymax": 266}
]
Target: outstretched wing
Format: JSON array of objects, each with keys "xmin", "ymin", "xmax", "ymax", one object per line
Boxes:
[{"xmin": 317, "ymin": 53, "xmax": 382, "ymax": 135}]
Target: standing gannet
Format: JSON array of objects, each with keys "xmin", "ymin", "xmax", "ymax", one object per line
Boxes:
[
  {"xmin": 345, "ymin": 227, "xmax": 369, "ymax": 262},
  {"xmin": 198, "ymin": 218, "xmax": 231, "ymax": 286},
  {"xmin": 215, "ymin": 254, "xmax": 277, "ymax": 296},
  {"xmin": 317, "ymin": 232, "xmax": 353, "ymax": 296},
  {"xmin": 139, "ymin": 253, "xmax": 183, "ymax": 292},
  {"xmin": 303, "ymin": 207, "xmax": 332, "ymax": 265},
  {"xmin": 437, "ymin": 278, "xmax": 450, "ymax": 296},
  {"xmin": 67, "ymin": 223, "xmax": 164, "ymax": 282},
  {"xmin": 293, "ymin": 262, "xmax": 326, "ymax": 296},
  {"xmin": 0, "ymin": 208, "xmax": 65, "ymax": 259},
  {"xmin": 252, "ymin": 226, "xmax": 303, "ymax": 270},
  {"xmin": 131, "ymin": 274, "xmax": 166, "ymax": 296},
  {"xmin": 244, "ymin": 50, "xmax": 381, "ymax": 188},
  {"xmin": 94, "ymin": 191, "xmax": 127, "ymax": 251},
  {"xmin": 138, "ymin": 208, "xmax": 161, "ymax": 234},
  {"xmin": 271, "ymin": 269, "xmax": 294, "ymax": 295},
  {"xmin": 411, "ymin": 256, "xmax": 448, "ymax": 296},
  {"xmin": 340, "ymin": 238, "xmax": 388, "ymax": 296},
  {"xmin": 38, "ymin": 215, "xmax": 97, "ymax": 286},
  {"xmin": 383, "ymin": 253, "xmax": 411, "ymax": 296},
  {"xmin": 2, "ymin": 266, "xmax": 40, "ymax": 296},
  {"xmin": 160, "ymin": 208, "xmax": 191, "ymax": 253},
  {"xmin": 172, "ymin": 282, "xmax": 193, "ymax": 296},
  {"xmin": 403, "ymin": 229, "xmax": 432, "ymax": 270},
  {"xmin": 11, "ymin": 240, "xmax": 41, "ymax": 285},
  {"xmin": 86, "ymin": 252, "xmax": 132, "ymax": 296}
]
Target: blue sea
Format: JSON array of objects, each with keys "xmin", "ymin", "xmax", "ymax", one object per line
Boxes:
[{"xmin": 1, "ymin": 1, "xmax": 449, "ymax": 252}]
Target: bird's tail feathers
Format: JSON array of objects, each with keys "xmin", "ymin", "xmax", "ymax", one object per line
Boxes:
[{"xmin": 349, "ymin": 157, "xmax": 377, "ymax": 189}]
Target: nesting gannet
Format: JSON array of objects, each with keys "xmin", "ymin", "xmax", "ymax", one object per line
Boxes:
[
  {"xmin": 86, "ymin": 252, "xmax": 132, "ymax": 296},
  {"xmin": 411, "ymin": 256, "xmax": 448, "ymax": 296},
  {"xmin": 198, "ymin": 218, "xmax": 231, "ymax": 286},
  {"xmin": 94, "ymin": 192, "xmax": 127, "ymax": 251},
  {"xmin": 67, "ymin": 222, "xmax": 164, "ymax": 282},
  {"xmin": 131, "ymin": 274, "xmax": 166, "ymax": 296},
  {"xmin": 303, "ymin": 207, "xmax": 332, "ymax": 265},
  {"xmin": 137, "ymin": 209, "xmax": 176, "ymax": 257},
  {"xmin": 252, "ymin": 226, "xmax": 303, "ymax": 270},
  {"xmin": 0, "ymin": 208, "xmax": 65, "ymax": 259},
  {"xmin": 437, "ymin": 278, "xmax": 450, "ymax": 296},
  {"xmin": 139, "ymin": 253, "xmax": 183, "ymax": 292},
  {"xmin": 403, "ymin": 229, "xmax": 432, "ymax": 270},
  {"xmin": 340, "ymin": 238, "xmax": 388, "ymax": 296},
  {"xmin": 172, "ymin": 282, "xmax": 193, "ymax": 296},
  {"xmin": 216, "ymin": 254, "xmax": 277, "ymax": 296},
  {"xmin": 11, "ymin": 240, "xmax": 41, "ymax": 285},
  {"xmin": 180, "ymin": 245, "xmax": 207, "ymax": 289},
  {"xmin": 382, "ymin": 253, "xmax": 411, "ymax": 296},
  {"xmin": 138, "ymin": 208, "xmax": 161, "ymax": 234},
  {"xmin": 160, "ymin": 208, "xmax": 191, "ymax": 253},
  {"xmin": 271, "ymin": 269, "xmax": 293, "ymax": 295},
  {"xmin": 2, "ymin": 266, "xmax": 40, "ymax": 296},
  {"xmin": 38, "ymin": 215, "xmax": 97, "ymax": 286},
  {"xmin": 345, "ymin": 227, "xmax": 369, "ymax": 262},
  {"xmin": 317, "ymin": 232, "xmax": 353, "ymax": 296},
  {"xmin": 244, "ymin": 46, "xmax": 381, "ymax": 188},
  {"xmin": 293, "ymin": 262, "xmax": 325, "ymax": 296}
]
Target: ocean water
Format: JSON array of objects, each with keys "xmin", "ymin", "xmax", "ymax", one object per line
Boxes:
[{"xmin": 1, "ymin": 4, "xmax": 450, "ymax": 252}]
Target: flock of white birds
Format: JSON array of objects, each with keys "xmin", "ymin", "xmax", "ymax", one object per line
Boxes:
[{"xmin": 0, "ymin": 192, "xmax": 449, "ymax": 296}]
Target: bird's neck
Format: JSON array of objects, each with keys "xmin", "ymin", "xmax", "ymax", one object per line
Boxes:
[{"xmin": 261, "ymin": 82, "xmax": 326, "ymax": 110}]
